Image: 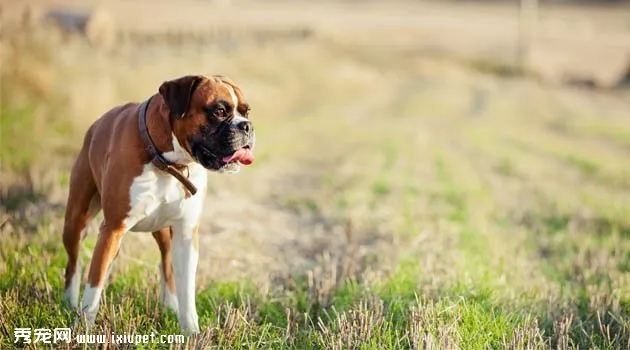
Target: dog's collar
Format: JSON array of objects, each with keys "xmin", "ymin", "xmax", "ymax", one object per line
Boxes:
[{"xmin": 138, "ymin": 97, "xmax": 198, "ymax": 196}]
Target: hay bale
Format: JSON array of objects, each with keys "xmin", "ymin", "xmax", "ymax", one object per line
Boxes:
[{"xmin": 44, "ymin": 7, "xmax": 117, "ymax": 49}]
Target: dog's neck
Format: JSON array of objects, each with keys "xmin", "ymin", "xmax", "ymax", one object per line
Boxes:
[{"xmin": 144, "ymin": 95, "xmax": 195, "ymax": 166}]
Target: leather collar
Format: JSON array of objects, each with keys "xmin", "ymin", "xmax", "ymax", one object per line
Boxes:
[{"xmin": 138, "ymin": 97, "xmax": 198, "ymax": 196}]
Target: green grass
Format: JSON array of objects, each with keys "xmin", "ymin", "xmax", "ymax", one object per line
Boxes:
[
  {"xmin": 0, "ymin": 225, "xmax": 528, "ymax": 348},
  {"xmin": 2, "ymin": 204, "xmax": 630, "ymax": 348},
  {"xmin": 0, "ymin": 235, "xmax": 549, "ymax": 349}
]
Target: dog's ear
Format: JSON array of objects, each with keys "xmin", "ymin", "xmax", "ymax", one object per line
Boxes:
[{"xmin": 159, "ymin": 75, "xmax": 204, "ymax": 119}]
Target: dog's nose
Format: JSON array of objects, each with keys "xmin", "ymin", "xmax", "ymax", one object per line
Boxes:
[{"xmin": 236, "ymin": 120, "xmax": 252, "ymax": 133}]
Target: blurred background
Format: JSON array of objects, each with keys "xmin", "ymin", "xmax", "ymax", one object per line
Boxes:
[{"xmin": 1, "ymin": 0, "xmax": 630, "ymax": 347}]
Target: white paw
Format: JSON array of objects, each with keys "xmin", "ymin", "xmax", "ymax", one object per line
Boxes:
[
  {"xmin": 162, "ymin": 292, "xmax": 179, "ymax": 315},
  {"xmin": 179, "ymin": 315, "xmax": 200, "ymax": 335},
  {"xmin": 64, "ymin": 265, "xmax": 82, "ymax": 308}
]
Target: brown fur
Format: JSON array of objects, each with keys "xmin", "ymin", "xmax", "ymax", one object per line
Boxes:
[{"xmin": 152, "ymin": 228, "xmax": 176, "ymax": 294}]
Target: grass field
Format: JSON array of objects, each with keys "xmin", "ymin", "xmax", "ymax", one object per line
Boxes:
[{"xmin": 1, "ymin": 1, "xmax": 630, "ymax": 348}]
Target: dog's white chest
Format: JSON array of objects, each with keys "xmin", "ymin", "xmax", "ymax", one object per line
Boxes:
[{"xmin": 126, "ymin": 163, "xmax": 207, "ymax": 232}]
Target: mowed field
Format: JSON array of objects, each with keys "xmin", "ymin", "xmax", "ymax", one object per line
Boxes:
[{"xmin": 1, "ymin": 0, "xmax": 630, "ymax": 348}]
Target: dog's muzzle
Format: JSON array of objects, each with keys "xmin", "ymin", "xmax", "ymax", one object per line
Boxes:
[{"xmin": 191, "ymin": 118, "xmax": 255, "ymax": 173}]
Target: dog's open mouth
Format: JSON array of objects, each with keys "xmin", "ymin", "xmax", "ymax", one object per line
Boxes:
[
  {"xmin": 222, "ymin": 145, "xmax": 254, "ymax": 165},
  {"xmin": 193, "ymin": 143, "xmax": 254, "ymax": 172}
]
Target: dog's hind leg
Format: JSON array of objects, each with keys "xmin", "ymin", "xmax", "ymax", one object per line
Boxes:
[
  {"xmin": 63, "ymin": 147, "xmax": 100, "ymax": 309},
  {"xmin": 152, "ymin": 227, "xmax": 179, "ymax": 313}
]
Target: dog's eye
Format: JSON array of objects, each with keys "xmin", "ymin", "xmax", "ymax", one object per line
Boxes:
[{"xmin": 213, "ymin": 107, "xmax": 226, "ymax": 120}]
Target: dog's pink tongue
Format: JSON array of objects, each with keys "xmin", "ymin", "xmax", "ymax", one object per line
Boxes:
[{"xmin": 223, "ymin": 148, "xmax": 254, "ymax": 165}]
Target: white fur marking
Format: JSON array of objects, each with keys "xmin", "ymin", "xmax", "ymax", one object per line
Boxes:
[
  {"xmin": 163, "ymin": 133, "xmax": 195, "ymax": 164},
  {"xmin": 126, "ymin": 162, "xmax": 207, "ymax": 233},
  {"xmin": 159, "ymin": 261, "xmax": 179, "ymax": 313},
  {"xmin": 172, "ymin": 232, "xmax": 200, "ymax": 334},
  {"xmin": 81, "ymin": 284, "xmax": 103, "ymax": 324},
  {"xmin": 225, "ymin": 84, "xmax": 240, "ymax": 116},
  {"xmin": 64, "ymin": 264, "xmax": 81, "ymax": 309}
]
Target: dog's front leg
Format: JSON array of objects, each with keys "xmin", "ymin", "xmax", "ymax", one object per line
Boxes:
[{"xmin": 171, "ymin": 222, "xmax": 200, "ymax": 334}]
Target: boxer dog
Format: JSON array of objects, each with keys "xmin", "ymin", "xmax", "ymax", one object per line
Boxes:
[{"xmin": 61, "ymin": 75, "xmax": 255, "ymax": 334}]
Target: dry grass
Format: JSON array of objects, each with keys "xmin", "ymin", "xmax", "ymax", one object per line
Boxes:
[{"xmin": 2, "ymin": 1, "xmax": 630, "ymax": 348}]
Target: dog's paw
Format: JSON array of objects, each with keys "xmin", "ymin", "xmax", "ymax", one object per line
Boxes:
[
  {"xmin": 179, "ymin": 317, "xmax": 200, "ymax": 336},
  {"xmin": 181, "ymin": 327, "xmax": 200, "ymax": 337}
]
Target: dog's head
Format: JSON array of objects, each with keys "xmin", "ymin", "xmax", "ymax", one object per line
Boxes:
[{"xmin": 159, "ymin": 75, "xmax": 255, "ymax": 173}]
